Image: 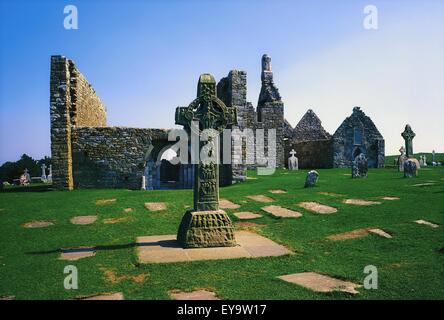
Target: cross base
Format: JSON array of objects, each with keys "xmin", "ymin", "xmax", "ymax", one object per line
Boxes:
[{"xmin": 177, "ymin": 210, "xmax": 236, "ymax": 248}]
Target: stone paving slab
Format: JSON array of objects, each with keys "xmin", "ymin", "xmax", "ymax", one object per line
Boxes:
[
  {"xmin": 96, "ymin": 198, "xmax": 116, "ymax": 205},
  {"xmin": 219, "ymin": 199, "xmax": 241, "ymax": 209},
  {"xmin": 343, "ymin": 199, "xmax": 381, "ymax": 206},
  {"xmin": 23, "ymin": 221, "xmax": 54, "ymax": 228},
  {"xmin": 170, "ymin": 289, "xmax": 220, "ymax": 300},
  {"xmin": 297, "ymin": 202, "xmax": 337, "ymax": 214},
  {"xmin": 415, "ymin": 220, "xmax": 439, "ymax": 228},
  {"xmin": 246, "ymin": 195, "xmax": 274, "ymax": 203},
  {"xmin": 59, "ymin": 246, "xmax": 96, "ymax": 261},
  {"xmin": 136, "ymin": 231, "xmax": 291, "ymax": 264},
  {"xmin": 269, "ymin": 189, "xmax": 287, "ymax": 194},
  {"xmin": 278, "ymin": 272, "xmax": 360, "ymax": 294},
  {"xmin": 327, "ymin": 228, "xmax": 392, "ymax": 241},
  {"xmin": 234, "ymin": 211, "xmax": 262, "ymax": 219},
  {"xmin": 381, "ymin": 196, "xmax": 400, "ymax": 200},
  {"xmin": 144, "ymin": 202, "xmax": 167, "ymax": 211},
  {"xmin": 261, "ymin": 205, "xmax": 302, "ymax": 218},
  {"xmin": 78, "ymin": 292, "xmax": 124, "ymax": 300},
  {"xmin": 123, "ymin": 208, "xmax": 133, "ymax": 213},
  {"xmin": 70, "ymin": 215, "xmax": 97, "ymax": 225}
]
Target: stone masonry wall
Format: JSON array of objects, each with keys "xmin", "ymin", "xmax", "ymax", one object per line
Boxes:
[
  {"xmin": 285, "ymin": 139, "xmax": 333, "ymax": 169},
  {"xmin": 50, "ymin": 56, "xmax": 74, "ymax": 190},
  {"xmin": 71, "ymin": 127, "xmax": 168, "ymax": 189},
  {"xmin": 68, "ymin": 61, "xmax": 107, "ymax": 127}
]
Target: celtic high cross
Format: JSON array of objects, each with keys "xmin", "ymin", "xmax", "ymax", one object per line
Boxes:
[
  {"xmin": 175, "ymin": 74, "xmax": 237, "ymax": 248},
  {"xmin": 401, "ymin": 124, "xmax": 415, "ymax": 158}
]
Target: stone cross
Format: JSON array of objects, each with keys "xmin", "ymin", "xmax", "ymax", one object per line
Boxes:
[
  {"xmin": 175, "ymin": 74, "xmax": 237, "ymax": 248},
  {"xmin": 401, "ymin": 124, "xmax": 415, "ymax": 158},
  {"xmin": 176, "ymin": 74, "xmax": 237, "ymax": 211},
  {"xmin": 41, "ymin": 164, "xmax": 47, "ymax": 180},
  {"xmin": 288, "ymin": 149, "xmax": 298, "ymax": 170}
]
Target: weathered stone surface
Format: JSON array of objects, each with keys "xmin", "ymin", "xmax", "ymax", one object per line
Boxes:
[
  {"xmin": 304, "ymin": 170, "xmax": 319, "ymax": 188},
  {"xmin": 278, "ymin": 272, "xmax": 360, "ymax": 294},
  {"xmin": 23, "ymin": 221, "xmax": 54, "ymax": 228},
  {"xmin": 70, "ymin": 215, "xmax": 97, "ymax": 225},
  {"xmin": 401, "ymin": 124, "xmax": 415, "ymax": 158},
  {"xmin": 137, "ymin": 230, "xmax": 291, "ymax": 263},
  {"xmin": 381, "ymin": 196, "xmax": 400, "ymax": 200},
  {"xmin": 96, "ymin": 198, "xmax": 116, "ymax": 205},
  {"xmin": 59, "ymin": 246, "xmax": 96, "ymax": 261},
  {"xmin": 234, "ymin": 211, "xmax": 262, "ymax": 219},
  {"xmin": 144, "ymin": 202, "xmax": 167, "ymax": 211},
  {"xmin": 343, "ymin": 199, "xmax": 381, "ymax": 206},
  {"xmin": 351, "ymin": 153, "xmax": 368, "ymax": 178},
  {"xmin": 293, "ymin": 109, "xmax": 331, "ymax": 142},
  {"xmin": 327, "ymin": 228, "xmax": 391, "ymax": 240},
  {"xmin": 219, "ymin": 199, "xmax": 241, "ymax": 209},
  {"xmin": 298, "ymin": 202, "xmax": 337, "ymax": 214},
  {"xmin": 177, "ymin": 210, "xmax": 236, "ymax": 248},
  {"xmin": 404, "ymin": 159, "xmax": 418, "ymax": 178},
  {"xmin": 269, "ymin": 189, "xmax": 287, "ymax": 194},
  {"xmin": 169, "ymin": 289, "xmax": 220, "ymax": 300},
  {"xmin": 78, "ymin": 292, "xmax": 124, "ymax": 300},
  {"xmin": 332, "ymin": 107, "xmax": 384, "ymax": 168},
  {"xmin": 261, "ymin": 205, "xmax": 302, "ymax": 218},
  {"xmin": 415, "ymin": 220, "xmax": 439, "ymax": 228},
  {"xmin": 103, "ymin": 217, "xmax": 129, "ymax": 224}
]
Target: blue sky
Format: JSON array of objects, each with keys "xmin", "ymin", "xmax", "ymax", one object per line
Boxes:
[{"xmin": 1, "ymin": 0, "xmax": 443, "ymax": 164}]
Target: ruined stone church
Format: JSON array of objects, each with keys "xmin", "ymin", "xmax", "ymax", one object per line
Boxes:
[{"xmin": 50, "ymin": 54, "xmax": 384, "ymax": 190}]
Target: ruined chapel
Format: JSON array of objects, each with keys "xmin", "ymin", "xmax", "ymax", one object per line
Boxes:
[{"xmin": 50, "ymin": 54, "xmax": 385, "ymax": 190}]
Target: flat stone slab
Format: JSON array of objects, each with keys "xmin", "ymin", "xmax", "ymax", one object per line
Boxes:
[
  {"xmin": 70, "ymin": 215, "xmax": 97, "ymax": 225},
  {"xmin": 169, "ymin": 289, "xmax": 220, "ymax": 300},
  {"xmin": 234, "ymin": 211, "xmax": 262, "ymax": 219},
  {"xmin": 415, "ymin": 220, "xmax": 439, "ymax": 228},
  {"xmin": 269, "ymin": 189, "xmax": 287, "ymax": 194},
  {"xmin": 297, "ymin": 202, "xmax": 337, "ymax": 214},
  {"xmin": 123, "ymin": 208, "xmax": 133, "ymax": 213},
  {"xmin": 219, "ymin": 199, "xmax": 241, "ymax": 209},
  {"xmin": 136, "ymin": 230, "xmax": 291, "ymax": 264},
  {"xmin": 144, "ymin": 202, "xmax": 167, "ymax": 211},
  {"xmin": 96, "ymin": 198, "xmax": 116, "ymax": 205},
  {"xmin": 318, "ymin": 192, "xmax": 345, "ymax": 197},
  {"xmin": 327, "ymin": 228, "xmax": 392, "ymax": 241},
  {"xmin": 59, "ymin": 246, "xmax": 96, "ymax": 261},
  {"xmin": 261, "ymin": 205, "xmax": 302, "ymax": 218},
  {"xmin": 343, "ymin": 199, "xmax": 381, "ymax": 206},
  {"xmin": 278, "ymin": 272, "xmax": 360, "ymax": 294},
  {"xmin": 103, "ymin": 217, "xmax": 129, "ymax": 224},
  {"xmin": 246, "ymin": 195, "xmax": 274, "ymax": 203},
  {"xmin": 381, "ymin": 196, "xmax": 400, "ymax": 200},
  {"xmin": 412, "ymin": 183, "xmax": 435, "ymax": 187},
  {"xmin": 78, "ymin": 292, "xmax": 124, "ymax": 300},
  {"xmin": 23, "ymin": 221, "xmax": 54, "ymax": 228}
]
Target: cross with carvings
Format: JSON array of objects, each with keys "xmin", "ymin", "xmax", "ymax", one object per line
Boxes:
[
  {"xmin": 401, "ymin": 124, "xmax": 415, "ymax": 158},
  {"xmin": 289, "ymin": 149, "xmax": 296, "ymax": 157},
  {"xmin": 176, "ymin": 74, "xmax": 237, "ymax": 211}
]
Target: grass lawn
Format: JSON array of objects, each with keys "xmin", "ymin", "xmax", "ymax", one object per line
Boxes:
[{"xmin": 0, "ymin": 167, "xmax": 443, "ymax": 300}]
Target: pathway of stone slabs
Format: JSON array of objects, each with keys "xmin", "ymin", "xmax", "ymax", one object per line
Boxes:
[{"xmin": 136, "ymin": 230, "xmax": 291, "ymax": 263}]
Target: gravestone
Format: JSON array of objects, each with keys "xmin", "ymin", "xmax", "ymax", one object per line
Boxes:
[
  {"xmin": 288, "ymin": 149, "xmax": 299, "ymax": 170},
  {"xmin": 423, "ymin": 155, "xmax": 427, "ymax": 167},
  {"xmin": 47, "ymin": 165, "xmax": 53, "ymax": 183},
  {"xmin": 352, "ymin": 153, "xmax": 368, "ymax": 178},
  {"xmin": 175, "ymin": 74, "xmax": 237, "ymax": 248},
  {"xmin": 401, "ymin": 124, "xmax": 415, "ymax": 158},
  {"xmin": 432, "ymin": 150, "xmax": 436, "ymax": 163},
  {"xmin": 304, "ymin": 170, "xmax": 319, "ymax": 188},
  {"xmin": 398, "ymin": 146, "xmax": 407, "ymax": 171},
  {"xmin": 41, "ymin": 164, "xmax": 47, "ymax": 182},
  {"xmin": 20, "ymin": 169, "xmax": 30, "ymax": 186},
  {"xmin": 419, "ymin": 155, "xmax": 424, "ymax": 167},
  {"xmin": 404, "ymin": 159, "xmax": 417, "ymax": 178}
]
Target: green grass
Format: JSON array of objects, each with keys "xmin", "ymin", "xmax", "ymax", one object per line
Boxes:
[
  {"xmin": 385, "ymin": 152, "xmax": 444, "ymax": 166},
  {"xmin": 0, "ymin": 167, "xmax": 443, "ymax": 300}
]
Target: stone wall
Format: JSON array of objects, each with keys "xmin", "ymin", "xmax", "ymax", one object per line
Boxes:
[
  {"xmin": 68, "ymin": 61, "xmax": 107, "ymax": 127},
  {"xmin": 50, "ymin": 55, "xmax": 107, "ymax": 190},
  {"xmin": 71, "ymin": 127, "xmax": 168, "ymax": 189},
  {"xmin": 285, "ymin": 139, "xmax": 333, "ymax": 169},
  {"xmin": 332, "ymin": 107, "xmax": 385, "ymax": 168},
  {"xmin": 50, "ymin": 56, "xmax": 74, "ymax": 190},
  {"xmin": 293, "ymin": 109, "xmax": 331, "ymax": 142}
]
